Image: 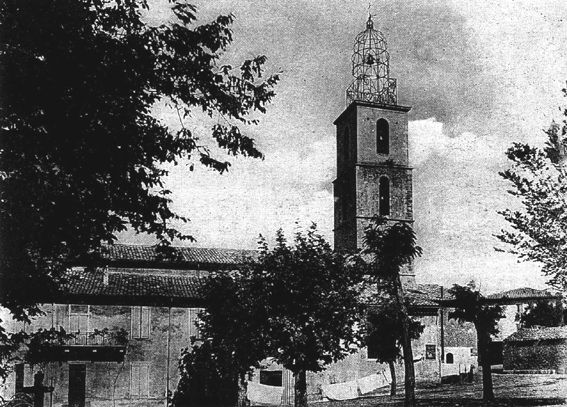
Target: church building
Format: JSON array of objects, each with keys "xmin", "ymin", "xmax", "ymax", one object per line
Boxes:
[{"xmin": 3, "ymin": 13, "xmax": 557, "ymax": 407}]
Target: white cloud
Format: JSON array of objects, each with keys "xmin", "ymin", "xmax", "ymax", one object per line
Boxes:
[{"xmin": 409, "ymin": 118, "xmax": 499, "ymax": 166}]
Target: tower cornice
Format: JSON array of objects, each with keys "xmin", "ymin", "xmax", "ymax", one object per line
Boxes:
[
  {"xmin": 355, "ymin": 161, "xmax": 413, "ymax": 170},
  {"xmin": 334, "ymin": 100, "xmax": 411, "ymax": 125}
]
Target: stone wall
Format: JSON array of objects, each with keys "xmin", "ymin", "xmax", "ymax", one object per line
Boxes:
[{"xmin": 503, "ymin": 340, "xmax": 567, "ymax": 373}]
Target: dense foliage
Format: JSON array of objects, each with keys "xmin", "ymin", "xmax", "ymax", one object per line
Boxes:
[
  {"xmin": 448, "ymin": 282, "xmax": 504, "ymax": 401},
  {"xmin": 520, "ymin": 300, "xmax": 565, "ymax": 328},
  {"xmin": 497, "ymin": 86, "xmax": 567, "ymax": 291},
  {"xmin": 173, "ymin": 341, "xmax": 240, "ymax": 407},
  {"xmin": 174, "ymin": 226, "xmax": 366, "ymax": 407},
  {"xmin": 0, "ymin": 0, "xmax": 279, "ymax": 320},
  {"xmin": 254, "ymin": 226, "xmax": 366, "ymax": 407},
  {"xmin": 362, "ymin": 217, "xmax": 422, "ymax": 407},
  {"xmin": 173, "ymin": 268, "xmax": 270, "ymax": 407},
  {"xmin": 366, "ymin": 299, "xmax": 424, "ymax": 396}
]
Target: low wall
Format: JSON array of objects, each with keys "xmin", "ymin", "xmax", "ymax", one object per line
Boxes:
[{"xmin": 503, "ymin": 339, "xmax": 567, "ymax": 373}]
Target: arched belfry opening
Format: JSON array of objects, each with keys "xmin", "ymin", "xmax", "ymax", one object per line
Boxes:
[
  {"xmin": 346, "ymin": 15, "xmax": 397, "ymax": 105},
  {"xmin": 376, "ymin": 118, "xmax": 389, "ymax": 154},
  {"xmin": 379, "ymin": 176, "xmax": 390, "ymax": 216}
]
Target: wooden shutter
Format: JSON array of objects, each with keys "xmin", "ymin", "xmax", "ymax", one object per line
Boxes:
[
  {"xmin": 131, "ymin": 307, "xmax": 141, "ymax": 338},
  {"xmin": 140, "ymin": 307, "xmax": 150, "ymax": 338}
]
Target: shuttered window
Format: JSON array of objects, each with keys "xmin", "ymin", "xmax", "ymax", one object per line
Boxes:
[
  {"xmin": 131, "ymin": 307, "xmax": 151, "ymax": 339},
  {"xmin": 69, "ymin": 305, "xmax": 89, "ymax": 345},
  {"xmin": 130, "ymin": 363, "xmax": 150, "ymax": 398}
]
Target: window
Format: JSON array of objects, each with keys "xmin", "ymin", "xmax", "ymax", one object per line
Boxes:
[
  {"xmin": 130, "ymin": 363, "xmax": 150, "ymax": 398},
  {"xmin": 425, "ymin": 345, "xmax": 436, "ymax": 360},
  {"xmin": 379, "ymin": 176, "xmax": 390, "ymax": 216},
  {"xmin": 446, "ymin": 353, "xmax": 454, "ymax": 364},
  {"xmin": 188, "ymin": 308, "xmax": 204, "ymax": 340},
  {"xmin": 131, "ymin": 306, "xmax": 151, "ymax": 339},
  {"xmin": 376, "ymin": 119, "xmax": 389, "ymax": 154},
  {"xmin": 14, "ymin": 363, "xmax": 24, "ymax": 392},
  {"xmin": 367, "ymin": 340, "xmax": 378, "ymax": 360},
  {"xmin": 69, "ymin": 305, "xmax": 90, "ymax": 345},
  {"xmin": 260, "ymin": 370, "xmax": 283, "ymax": 387}
]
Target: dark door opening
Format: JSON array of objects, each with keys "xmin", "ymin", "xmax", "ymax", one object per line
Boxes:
[{"xmin": 68, "ymin": 364, "xmax": 86, "ymax": 407}]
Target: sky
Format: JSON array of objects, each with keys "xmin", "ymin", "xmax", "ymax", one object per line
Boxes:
[{"xmin": 121, "ymin": 0, "xmax": 567, "ymax": 293}]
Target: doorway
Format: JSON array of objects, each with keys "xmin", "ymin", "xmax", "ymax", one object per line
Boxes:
[{"xmin": 68, "ymin": 364, "xmax": 86, "ymax": 407}]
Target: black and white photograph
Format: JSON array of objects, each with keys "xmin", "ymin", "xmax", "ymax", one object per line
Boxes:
[{"xmin": 0, "ymin": 1, "xmax": 566, "ymax": 406}]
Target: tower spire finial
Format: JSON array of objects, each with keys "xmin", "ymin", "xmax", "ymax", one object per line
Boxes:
[{"xmin": 345, "ymin": 13, "xmax": 398, "ymax": 106}]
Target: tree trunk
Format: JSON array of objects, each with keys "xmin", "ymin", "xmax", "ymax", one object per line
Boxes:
[
  {"xmin": 476, "ymin": 328, "xmax": 495, "ymax": 401},
  {"xmin": 393, "ymin": 274, "xmax": 416, "ymax": 407},
  {"xmin": 388, "ymin": 360, "xmax": 397, "ymax": 396},
  {"xmin": 237, "ymin": 374, "xmax": 249, "ymax": 407},
  {"xmin": 294, "ymin": 369, "xmax": 307, "ymax": 407}
]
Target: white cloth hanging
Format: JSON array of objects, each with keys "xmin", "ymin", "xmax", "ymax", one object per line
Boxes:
[
  {"xmin": 247, "ymin": 381, "xmax": 283, "ymax": 405},
  {"xmin": 321, "ymin": 379, "xmax": 359, "ymax": 400},
  {"xmin": 357, "ymin": 374, "xmax": 381, "ymax": 394}
]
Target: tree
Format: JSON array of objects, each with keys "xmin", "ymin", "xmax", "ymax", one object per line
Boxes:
[
  {"xmin": 256, "ymin": 226, "xmax": 366, "ymax": 407},
  {"xmin": 521, "ymin": 300, "xmax": 565, "ymax": 328},
  {"xmin": 173, "ymin": 341, "xmax": 241, "ymax": 407},
  {"xmin": 497, "ymin": 86, "xmax": 567, "ymax": 291},
  {"xmin": 362, "ymin": 217, "xmax": 422, "ymax": 407},
  {"xmin": 173, "ymin": 269, "xmax": 270, "ymax": 407},
  {"xmin": 0, "ymin": 0, "xmax": 279, "ymax": 321},
  {"xmin": 448, "ymin": 283, "xmax": 504, "ymax": 402},
  {"xmin": 366, "ymin": 299, "xmax": 424, "ymax": 396}
]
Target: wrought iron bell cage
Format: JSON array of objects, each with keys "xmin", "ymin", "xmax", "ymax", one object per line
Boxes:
[{"xmin": 346, "ymin": 15, "xmax": 397, "ymax": 106}]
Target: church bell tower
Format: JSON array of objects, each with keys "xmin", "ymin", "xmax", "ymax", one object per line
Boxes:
[{"xmin": 333, "ymin": 15, "xmax": 415, "ymax": 285}]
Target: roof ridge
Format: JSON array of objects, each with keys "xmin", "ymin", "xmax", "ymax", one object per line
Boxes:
[{"xmin": 103, "ymin": 242, "xmax": 258, "ymax": 252}]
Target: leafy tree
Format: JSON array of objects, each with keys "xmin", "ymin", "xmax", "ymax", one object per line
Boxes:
[
  {"xmin": 521, "ymin": 300, "xmax": 565, "ymax": 328},
  {"xmin": 362, "ymin": 217, "xmax": 422, "ymax": 407},
  {"xmin": 366, "ymin": 299, "xmax": 424, "ymax": 396},
  {"xmin": 173, "ymin": 341, "xmax": 240, "ymax": 407},
  {"xmin": 0, "ymin": 0, "xmax": 279, "ymax": 321},
  {"xmin": 448, "ymin": 283, "xmax": 504, "ymax": 402},
  {"xmin": 497, "ymin": 86, "xmax": 567, "ymax": 291},
  {"xmin": 173, "ymin": 269, "xmax": 270, "ymax": 407},
  {"xmin": 256, "ymin": 225, "xmax": 366, "ymax": 407}
]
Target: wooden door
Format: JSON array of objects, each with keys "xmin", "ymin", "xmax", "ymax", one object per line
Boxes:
[{"xmin": 68, "ymin": 364, "xmax": 86, "ymax": 407}]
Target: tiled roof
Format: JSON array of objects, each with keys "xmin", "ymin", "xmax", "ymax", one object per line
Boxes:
[
  {"xmin": 506, "ymin": 327, "xmax": 567, "ymax": 342},
  {"xmin": 102, "ymin": 244, "xmax": 257, "ymax": 268},
  {"xmin": 56, "ymin": 269, "xmax": 207, "ymax": 306},
  {"xmin": 407, "ymin": 284, "xmax": 449, "ymax": 307},
  {"xmin": 487, "ymin": 287, "xmax": 559, "ymax": 301}
]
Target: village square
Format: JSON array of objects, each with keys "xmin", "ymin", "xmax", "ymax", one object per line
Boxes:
[{"xmin": 0, "ymin": 1, "xmax": 566, "ymax": 406}]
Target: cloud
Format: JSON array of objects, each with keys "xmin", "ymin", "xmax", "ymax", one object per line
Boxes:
[{"xmin": 409, "ymin": 118, "xmax": 499, "ymax": 166}]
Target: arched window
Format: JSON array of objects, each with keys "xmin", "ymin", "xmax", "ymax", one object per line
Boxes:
[
  {"xmin": 376, "ymin": 119, "xmax": 389, "ymax": 154},
  {"xmin": 446, "ymin": 353, "xmax": 454, "ymax": 364},
  {"xmin": 379, "ymin": 176, "xmax": 390, "ymax": 216}
]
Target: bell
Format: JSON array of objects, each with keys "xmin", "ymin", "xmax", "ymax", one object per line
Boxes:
[{"xmin": 365, "ymin": 54, "xmax": 375, "ymax": 65}]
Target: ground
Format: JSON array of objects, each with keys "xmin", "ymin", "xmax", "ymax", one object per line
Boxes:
[{"xmin": 316, "ymin": 374, "xmax": 567, "ymax": 406}]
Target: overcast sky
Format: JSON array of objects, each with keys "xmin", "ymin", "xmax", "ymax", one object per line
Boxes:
[{"xmin": 121, "ymin": 0, "xmax": 567, "ymax": 293}]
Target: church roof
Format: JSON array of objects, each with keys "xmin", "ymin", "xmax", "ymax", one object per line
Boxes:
[{"xmin": 101, "ymin": 243, "xmax": 257, "ymax": 269}]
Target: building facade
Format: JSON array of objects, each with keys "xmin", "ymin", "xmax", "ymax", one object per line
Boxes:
[{"xmin": 0, "ymin": 245, "xmax": 254, "ymax": 407}]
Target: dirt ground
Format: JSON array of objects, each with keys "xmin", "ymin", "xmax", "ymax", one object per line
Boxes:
[{"xmin": 315, "ymin": 373, "xmax": 567, "ymax": 406}]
